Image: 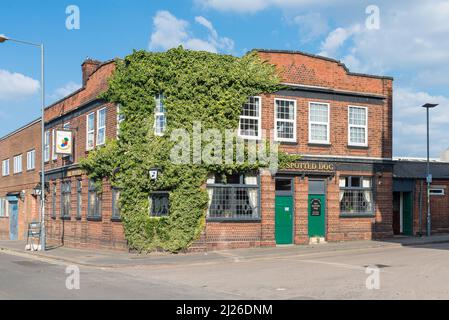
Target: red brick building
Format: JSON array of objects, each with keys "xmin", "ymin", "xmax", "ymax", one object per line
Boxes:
[
  {"xmin": 198, "ymin": 50, "xmax": 394, "ymax": 250},
  {"xmin": 7, "ymin": 49, "xmax": 447, "ymax": 253},
  {"xmin": 393, "ymin": 160, "xmax": 449, "ymax": 236},
  {"xmin": 43, "ymin": 59, "xmax": 127, "ymax": 250},
  {"xmin": 0, "ymin": 119, "xmax": 41, "ymax": 240}
]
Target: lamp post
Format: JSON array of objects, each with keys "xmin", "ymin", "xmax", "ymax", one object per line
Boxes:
[
  {"xmin": 0, "ymin": 34, "xmax": 46, "ymax": 251},
  {"xmin": 422, "ymin": 103, "xmax": 439, "ymax": 237}
]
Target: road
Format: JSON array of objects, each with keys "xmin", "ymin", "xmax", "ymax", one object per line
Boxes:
[{"xmin": 1, "ymin": 242, "xmax": 449, "ymax": 299}]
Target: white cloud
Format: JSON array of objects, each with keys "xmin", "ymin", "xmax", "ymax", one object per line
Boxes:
[
  {"xmin": 318, "ymin": 24, "xmax": 361, "ymax": 58},
  {"xmin": 195, "ymin": 0, "xmax": 341, "ymax": 14},
  {"xmin": 394, "ymin": 88, "xmax": 449, "ymax": 157},
  {"xmin": 0, "ymin": 69, "xmax": 40, "ymax": 101},
  {"xmin": 315, "ymin": 1, "xmax": 449, "ymax": 80},
  {"xmin": 48, "ymin": 82, "xmax": 81, "ymax": 102},
  {"xmin": 149, "ymin": 11, "xmax": 234, "ymax": 53},
  {"xmin": 293, "ymin": 12, "xmax": 329, "ymax": 43}
]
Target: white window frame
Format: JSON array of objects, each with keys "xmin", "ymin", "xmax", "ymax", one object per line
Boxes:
[
  {"xmin": 44, "ymin": 131, "xmax": 50, "ymax": 162},
  {"xmin": 86, "ymin": 112, "xmax": 95, "ymax": 151},
  {"xmin": 116, "ymin": 105, "xmax": 125, "ymax": 138},
  {"xmin": 27, "ymin": 150, "xmax": 36, "ymax": 171},
  {"xmin": 51, "ymin": 129, "xmax": 58, "ymax": 161},
  {"xmin": 154, "ymin": 94, "xmax": 167, "ymax": 137},
  {"xmin": 309, "ymin": 102, "xmax": 330, "ymax": 144},
  {"xmin": 96, "ymin": 108, "xmax": 107, "ymax": 146},
  {"xmin": 274, "ymin": 98, "xmax": 297, "ymax": 143},
  {"xmin": 238, "ymin": 96, "xmax": 262, "ymax": 140},
  {"xmin": 0, "ymin": 198, "xmax": 8, "ymax": 217},
  {"xmin": 429, "ymin": 187, "xmax": 445, "ymax": 196},
  {"xmin": 13, "ymin": 154, "xmax": 22, "ymax": 174},
  {"xmin": 2, "ymin": 159, "xmax": 10, "ymax": 177},
  {"xmin": 348, "ymin": 106, "xmax": 368, "ymax": 147}
]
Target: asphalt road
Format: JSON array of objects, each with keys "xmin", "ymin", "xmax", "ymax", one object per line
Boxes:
[{"xmin": 1, "ymin": 242, "xmax": 449, "ymax": 300}]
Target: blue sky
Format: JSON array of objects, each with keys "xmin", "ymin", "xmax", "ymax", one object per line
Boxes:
[{"xmin": 1, "ymin": 0, "xmax": 448, "ymax": 158}]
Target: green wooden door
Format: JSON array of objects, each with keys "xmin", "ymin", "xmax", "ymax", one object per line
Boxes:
[
  {"xmin": 402, "ymin": 192, "xmax": 413, "ymax": 236},
  {"xmin": 308, "ymin": 195, "xmax": 326, "ymax": 237},
  {"xmin": 275, "ymin": 196, "xmax": 293, "ymax": 245}
]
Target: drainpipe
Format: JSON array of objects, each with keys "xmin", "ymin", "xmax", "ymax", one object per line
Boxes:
[{"xmin": 418, "ymin": 180, "xmax": 423, "ymax": 237}]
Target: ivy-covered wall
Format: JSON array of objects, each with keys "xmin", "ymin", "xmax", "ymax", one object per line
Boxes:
[{"xmin": 80, "ymin": 47, "xmax": 298, "ymax": 253}]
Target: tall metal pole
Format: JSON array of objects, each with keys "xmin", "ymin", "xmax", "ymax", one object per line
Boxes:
[
  {"xmin": 426, "ymin": 107, "xmax": 431, "ymax": 237},
  {"xmin": 40, "ymin": 43, "xmax": 46, "ymax": 251},
  {"xmin": 421, "ymin": 103, "xmax": 438, "ymax": 236},
  {"xmin": 0, "ymin": 35, "xmax": 46, "ymax": 250}
]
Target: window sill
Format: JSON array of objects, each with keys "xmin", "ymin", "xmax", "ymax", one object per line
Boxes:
[
  {"xmin": 87, "ymin": 216, "xmax": 102, "ymax": 222},
  {"xmin": 111, "ymin": 218, "xmax": 122, "ymax": 222},
  {"xmin": 60, "ymin": 216, "xmax": 72, "ymax": 221},
  {"xmin": 75, "ymin": 217, "xmax": 82, "ymax": 221},
  {"xmin": 275, "ymin": 140, "xmax": 297, "ymax": 145},
  {"xmin": 206, "ymin": 218, "xmax": 262, "ymax": 223},
  {"xmin": 340, "ymin": 214, "xmax": 375, "ymax": 218},
  {"xmin": 348, "ymin": 144, "xmax": 369, "ymax": 149},
  {"xmin": 308, "ymin": 142, "xmax": 331, "ymax": 147}
]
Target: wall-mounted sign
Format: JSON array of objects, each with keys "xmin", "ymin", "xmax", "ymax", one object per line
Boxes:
[
  {"xmin": 283, "ymin": 161, "xmax": 335, "ymax": 174},
  {"xmin": 55, "ymin": 130, "xmax": 73, "ymax": 155},
  {"xmin": 311, "ymin": 199, "xmax": 322, "ymax": 216}
]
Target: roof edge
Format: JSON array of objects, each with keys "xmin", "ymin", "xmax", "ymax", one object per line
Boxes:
[
  {"xmin": 252, "ymin": 49, "xmax": 394, "ymax": 81},
  {"xmin": 0, "ymin": 118, "xmax": 41, "ymax": 142}
]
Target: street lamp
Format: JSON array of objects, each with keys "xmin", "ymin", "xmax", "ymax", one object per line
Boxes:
[
  {"xmin": 0, "ymin": 34, "xmax": 46, "ymax": 251},
  {"xmin": 422, "ymin": 103, "xmax": 439, "ymax": 237}
]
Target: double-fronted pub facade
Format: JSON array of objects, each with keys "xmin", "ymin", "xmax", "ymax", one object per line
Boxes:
[{"xmin": 0, "ymin": 49, "xmax": 448, "ymax": 251}]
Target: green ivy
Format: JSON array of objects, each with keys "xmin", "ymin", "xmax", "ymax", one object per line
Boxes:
[{"xmin": 80, "ymin": 47, "xmax": 299, "ymax": 253}]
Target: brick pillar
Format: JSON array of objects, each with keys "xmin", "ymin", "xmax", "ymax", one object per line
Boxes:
[
  {"xmin": 260, "ymin": 170, "xmax": 276, "ymax": 247},
  {"xmin": 327, "ymin": 175, "xmax": 342, "ymax": 241},
  {"xmin": 295, "ymin": 177, "xmax": 309, "ymax": 244}
]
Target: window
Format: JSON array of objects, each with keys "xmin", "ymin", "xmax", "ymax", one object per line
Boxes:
[
  {"xmin": 61, "ymin": 181, "xmax": 71, "ymax": 218},
  {"xmin": 348, "ymin": 106, "xmax": 368, "ymax": 146},
  {"xmin": 87, "ymin": 180, "xmax": 102, "ymax": 219},
  {"xmin": 430, "ymin": 187, "xmax": 445, "ymax": 196},
  {"xmin": 86, "ymin": 112, "xmax": 95, "ymax": 150},
  {"xmin": 154, "ymin": 93, "xmax": 167, "ymax": 136},
  {"xmin": 97, "ymin": 108, "xmax": 106, "ymax": 146},
  {"xmin": 52, "ymin": 129, "xmax": 57, "ymax": 161},
  {"xmin": 309, "ymin": 102, "xmax": 330, "ymax": 144},
  {"xmin": 27, "ymin": 150, "xmax": 36, "ymax": 171},
  {"xmin": 51, "ymin": 182, "xmax": 56, "ymax": 219},
  {"xmin": 112, "ymin": 188, "xmax": 121, "ymax": 220},
  {"xmin": 275, "ymin": 99, "xmax": 297, "ymax": 142},
  {"xmin": 2, "ymin": 159, "xmax": 9, "ymax": 176},
  {"xmin": 149, "ymin": 192, "xmax": 169, "ymax": 217},
  {"xmin": 340, "ymin": 176, "xmax": 374, "ymax": 215},
  {"xmin": 44, "ymin": 131, "xmax": 50, "ymax": 162},
  {"xmin": 76, "ymin": 179, "xmax": 82, "ymax": 219},
  {"xmin": 239, "ymin": 97, "xmax": 262, "ymax": 140},
  {"xmin": 13, "ymin": 155, "xmax": 22, "ymax": 174},
  {"xmin": 0, "ymin": 198, "xmax": 8, "ymax": 217},
  {"xmin": 117, "ymin": 105, "xmax": 125, "ymax": 138},
  {"xmin": 207, "ymin": 173, "xmax": 260, "ymax": 220}
]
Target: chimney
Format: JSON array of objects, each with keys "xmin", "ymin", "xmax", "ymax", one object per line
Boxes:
[{"xmin": 81, "ymin": 58, "xmax": 102, "ymax": 86}]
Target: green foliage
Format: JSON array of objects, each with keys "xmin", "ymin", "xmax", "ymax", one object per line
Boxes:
[{"xmin": 81, "ymin": 47, "xmax": 298, "ymax": 253}]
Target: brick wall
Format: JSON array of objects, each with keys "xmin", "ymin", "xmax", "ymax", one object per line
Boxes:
[
  {"xmin": 412, "ymin": 180, "xmax": 449, "ymax": 235},
  {"xmin": 44, "ymin": 60, "xmax": 127, "ymax": 251},
  {"xmin": 0, "ymin": 120, "xmax": 41, "ymax": 240}
]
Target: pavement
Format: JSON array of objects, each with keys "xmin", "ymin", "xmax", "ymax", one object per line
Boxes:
[
  {"xmin": 1, "ymin": 234, "xmax": 449, "ymax": 268},
  {"xmin": 2, "ymin": 235, "xmax": 449, "ymax": 299}
]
